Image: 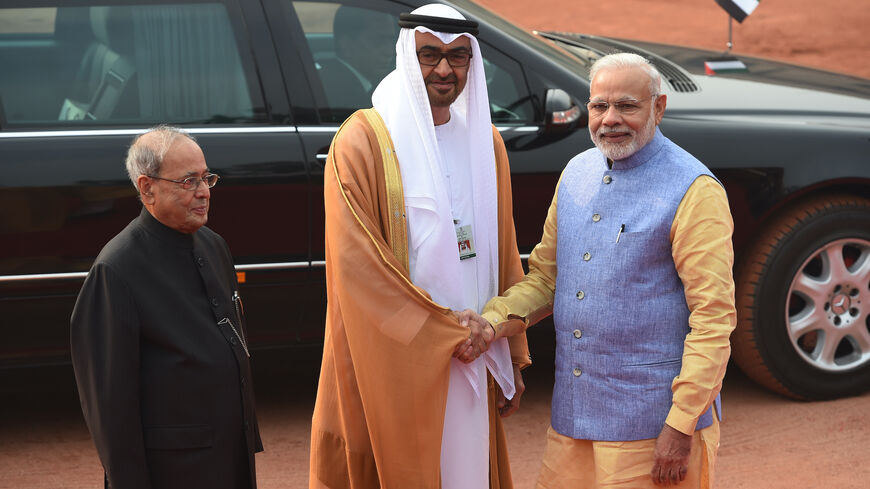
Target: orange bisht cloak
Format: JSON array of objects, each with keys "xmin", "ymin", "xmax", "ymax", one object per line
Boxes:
[{"xmin": 309, "ymin": 109, "xmax": 530, "ymax": 489}]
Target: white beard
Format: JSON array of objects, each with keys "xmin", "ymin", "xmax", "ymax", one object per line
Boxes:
[{"xmin": 590, "ymin": 107, "xmax": 657, "ymax": 161}]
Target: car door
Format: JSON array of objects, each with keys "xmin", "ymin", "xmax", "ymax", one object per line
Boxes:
[
  {"xmin": 0, "ymin": 0, "xmax": 311, "ymax": 366},
  {"xmin": 265, "ymin": 0, "xmax": 569, "ymax": 260}
]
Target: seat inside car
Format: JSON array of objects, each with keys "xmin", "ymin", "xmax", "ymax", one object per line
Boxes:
[{"xmin": 59, "ymin": 6, "xmax": 138, "ymax": 121}]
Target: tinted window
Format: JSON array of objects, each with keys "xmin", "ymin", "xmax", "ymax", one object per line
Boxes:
[
  {"xmin": 0, "ymin": 2, "xmax": 260, "ymax": 126},
  {"xmin": 291, "ymin": 1, "xmax": 399, "ymax": 123},
  {"xmin": 0, "ymin": 8, "xmax": 57, "ymax": 34},
  {"xmin": 479, "ymin": 42, "xmax": 534, "ymax": 123},
  {"xmin": 288, "ymin": 0, "xmax": 534, "ymax": 124}
]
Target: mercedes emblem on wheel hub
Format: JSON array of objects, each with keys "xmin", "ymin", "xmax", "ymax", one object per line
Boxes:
[{"xmin": 831, "ymin": 293, "xmax": 851, "ymax": 316}]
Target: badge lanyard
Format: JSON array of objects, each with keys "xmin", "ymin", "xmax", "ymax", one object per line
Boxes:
[{"xmin": 442, "ymin": 160, "xmax": 476, "ymax": 261}]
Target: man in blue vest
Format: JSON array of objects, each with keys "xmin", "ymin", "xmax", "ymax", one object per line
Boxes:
[{"xmin": 481, "ymin": 52, "xmax": 737, "ymax": 487}]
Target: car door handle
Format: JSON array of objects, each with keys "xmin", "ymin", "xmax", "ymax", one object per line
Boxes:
[{"xmin": 314, "ymin": 153, "xmax": 328, "ymax": 168}]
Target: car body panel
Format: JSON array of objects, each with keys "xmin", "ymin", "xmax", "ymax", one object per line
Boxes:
[{"xmin": 1, "ymin": 0, "xmax": 868, "ymax": 387}]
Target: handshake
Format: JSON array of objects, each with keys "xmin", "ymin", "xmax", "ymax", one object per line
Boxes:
[
  {"xmin": 452, "ymin": 309, "xmax": 496, "ymax": 364},
  {"xmin": 450, "ymin": 309, "xmax": 525, "ymax": 418}
]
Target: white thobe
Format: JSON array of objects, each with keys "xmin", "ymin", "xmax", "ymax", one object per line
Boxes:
[{"xmin": 431, "ymin": 114, "xmax": 513, "ymax": 489}]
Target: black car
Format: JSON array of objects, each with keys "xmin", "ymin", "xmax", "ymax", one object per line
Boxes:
[{"xmin": 1, "ymin": 0, "xmax": 869, "ymax": 401}]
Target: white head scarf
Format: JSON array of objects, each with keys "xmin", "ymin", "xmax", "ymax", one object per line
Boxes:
[
  {"xmin": 371, "ymin": 4, "xmax": 496, "ymax": 311},
  {"xmin": 372, "ymin": 4, "xmax": 512, "ymax": 399}
]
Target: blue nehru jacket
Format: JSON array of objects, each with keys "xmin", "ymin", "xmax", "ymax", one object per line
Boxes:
[{"xmin": 551, "ymin": 128, "xmax": 715, "ymax": 441}]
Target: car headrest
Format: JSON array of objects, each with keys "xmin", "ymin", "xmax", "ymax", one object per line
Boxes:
[{"xmin": 89, "ymin": 6, "xmax": 133, "ymax": 54}]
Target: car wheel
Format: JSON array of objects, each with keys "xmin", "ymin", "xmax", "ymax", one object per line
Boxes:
[{"xmin": 733, "ymin": 195, "xmax": 870, "ymax": 400}]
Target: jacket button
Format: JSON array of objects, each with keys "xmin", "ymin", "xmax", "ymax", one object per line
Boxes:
[
  {"xmin": 603, "ymin": 175, "xmax": 612, "ymax": 184},
  {"xmin": 576, "ymin": 290, "xmax": 585, "ymax": 300},
  {"xmin": 196, "ymin": 256, "xmax": 205, "ymax": 267},
  {"xmin": 583, "ymin": 252, "xmax": 591, "ymax": 261},
  {"xmin": 211, "ymin": 297, "xmax": 219, "ymax": 307},
  {"xmin": 573, "ymin": 329, "xmax": 582, "ymax": 339},
  {"xmin": 573, "ymin": 367, "xmax": 582, "ymax": 377},
  {"xmin": 592, "ymin": 213, "xmax": 601, "ymax": 222},
  {"xmin": 230, "ymin": 336, "xmax": 237, "ymax": 345}
]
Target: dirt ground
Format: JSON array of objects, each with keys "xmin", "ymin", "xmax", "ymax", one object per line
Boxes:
[
  {"xmin": 478, "ymin": 0, "xmax": 870, "ymax": 79},
  {"xmin": 2, "ymin": 341, "xmax": 870, "ymax": 489},
  {"xmin": 2, "ymin": 1, "xmax": 869, "ymax": 488}
]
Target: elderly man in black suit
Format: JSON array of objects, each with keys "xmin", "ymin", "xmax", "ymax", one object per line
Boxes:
[{"xmin": 71, "ymin": 125, "xmax": 262, "ymax": 489}]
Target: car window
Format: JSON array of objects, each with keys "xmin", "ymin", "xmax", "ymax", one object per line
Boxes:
[
  {"xmin": 0, "ymin": 8, "xmax": 57, "ymax": 34},
  {"xmin": 479, "ymin": 41, "xmax": 534, "ymax": 124},
  {"xmin": 290, "ymin": 1, "xmax": 399, "ymax": 123},
  {"xmin": 288, "ymin": 0, "xmax": 534, "ymax": 124},
  {"xmin": 0, "ymin": 2, "xmax": 260, "ymax": 127}
]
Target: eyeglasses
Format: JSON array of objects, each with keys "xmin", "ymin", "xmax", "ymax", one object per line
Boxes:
[
  {"xmin": 416, "ymin": 47, "xmax": 473, "ymax": 67},
  {"xmin": 149, "ymin": 173, "xmax": 220, "ymax": 190},
  {"xmin": 586, "ymin": 95, "xmax": 657, "ymax": 117}
]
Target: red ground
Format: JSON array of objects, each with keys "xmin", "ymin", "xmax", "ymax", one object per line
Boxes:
[
  {"xmin": 3, "ymin": 363, "xmax": 870, "ymax": 488},
  {"xmin": 478, "ymin": 0, "xmax": 870, "ymax": 79}
]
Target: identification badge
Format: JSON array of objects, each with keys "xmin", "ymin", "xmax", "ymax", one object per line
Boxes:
[{"xmin": 455, "ymin": 223, "xmax": 476, "ymax": 260}]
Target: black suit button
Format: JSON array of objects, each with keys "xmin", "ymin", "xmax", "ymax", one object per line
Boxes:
[
  {"xmin": 196, "ymin": 256, "xmax": 205, "ymax": 267},
  {"xmin": 230, "ymin": 336, "xmax": 238, "ymax": 345},
  {"xmin": 211, "ymin": 297, "xmax": 219, "ymax": 307}
]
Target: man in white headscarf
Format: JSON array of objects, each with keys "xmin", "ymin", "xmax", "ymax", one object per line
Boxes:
[{"xmin": 309, "ymin": 4, "xmax": 530, "ymax": 488}]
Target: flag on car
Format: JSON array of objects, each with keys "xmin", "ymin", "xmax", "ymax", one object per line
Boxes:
[
  {"xmin": 715, "ymin": 0, "xmax": 759, "ymax": 23},
  {"xmin": 704, "ymin": 56, "xmax": 748, "ymax": 75}
]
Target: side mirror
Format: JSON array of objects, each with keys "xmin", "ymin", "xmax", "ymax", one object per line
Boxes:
[{"xmin": 544, "ymin": 88, "xmax": 584, "ymax": 133}]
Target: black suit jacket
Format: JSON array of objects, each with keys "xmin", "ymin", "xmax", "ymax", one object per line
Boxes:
[{"xmin": 71, "ymin": 208, "xmax": 262, "ymax": 489}]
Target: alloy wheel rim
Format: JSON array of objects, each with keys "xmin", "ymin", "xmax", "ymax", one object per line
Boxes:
[{"xmin": 786, "ymin": 238, "xmax": 870, "ymax": 372}]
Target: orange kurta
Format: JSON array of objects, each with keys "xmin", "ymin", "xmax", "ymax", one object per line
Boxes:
[{"xmin": 310, "ymin": 110, "xmax": 530, "ymax": 489}]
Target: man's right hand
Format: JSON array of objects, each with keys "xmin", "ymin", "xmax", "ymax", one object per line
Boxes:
[{"xmin": 453, "ymin": 309, "xmax": 494, "ymax": 363}]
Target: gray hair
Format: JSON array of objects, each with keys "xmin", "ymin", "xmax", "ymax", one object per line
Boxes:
[
  {"xmin": 125, "ymin": 124, "xmax": 197, "ymax": 190},
  {"xmin": 589, "ymin": 53, "xmax": 662, "ymax": 97}
]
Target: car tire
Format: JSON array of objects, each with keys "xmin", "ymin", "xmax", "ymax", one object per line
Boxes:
[{"xmin": 733, "ymin": 194, "xmax": 870, "ymax": 400}]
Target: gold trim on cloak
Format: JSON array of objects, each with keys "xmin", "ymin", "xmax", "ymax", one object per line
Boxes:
[{"xmin": 360, "ymin": 108, "xmax": 409, "ymax": 272}]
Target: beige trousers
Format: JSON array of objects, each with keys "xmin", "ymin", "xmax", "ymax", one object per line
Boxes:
[{"xmin": 536, "ymin": 416, "xmax": 720, "ymax": 489}]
